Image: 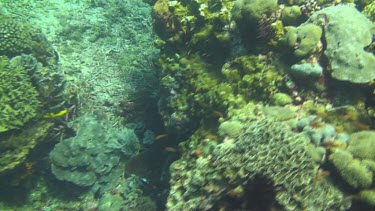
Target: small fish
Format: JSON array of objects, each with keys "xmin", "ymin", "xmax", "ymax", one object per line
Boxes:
[
  {"xmin": 205, "ymin": 134, "xmax": 218, "ymax": 140},
  {"xmin": 43, "ymin": 109, "xmax": 68, "ymax": 119},
  {"xmin": 321, "ymin": 141, "xmax": 346, "ymax": 149},
  {"xmin": 352, "ymin": 121, "xmax": 370, "ymax": 130},
  {"xmin": 155, "ymin": 134, "xmax": 168, "ymax": 141},
  {"xmin": 164, "ymin": 147, "xmax": 177, "ymax": 152},
  {"xmin": 212, "ymin": 110, "xmax": 224, "ymax": 118}
]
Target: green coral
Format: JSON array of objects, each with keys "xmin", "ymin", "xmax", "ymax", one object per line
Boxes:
[
  {"xmin": 167, "ymin": 117, "xmax": 349, "ymax": 210},
  {"xmin": 262, "ymin": 106, "xmax": 296, "ymax": 121},
  {"xmin": 221, "ymin": 55, "xmax": 286, "ymax": 102},
  {"xmin": 363, "ymin": 1, "xmax": 375, "ymax": 21},
  {"xmin": 308, "ymin": 5, "xmax": 375, "ymax": 83},
  {"xmin": 282, "ymin": 23, "xmax": 322, "ymax": 58},
  {"xmin": 0, "ymin": 15, "xmax": 57, "ymax": 65},
  {"xmin": 152, "ymin": 0, "xmax": 233, "ymax": 58},
  {"xmin": 98, "ymin": 193, "xmax": 124, "ymax": 211},
  {"xmin": 12, "ymin": 55, "xmax": 67, "ymax": 110},
  {"xmin": 0, "ymin": 120, "xmax": 53, "ymax": 174},
  {"xmin": 158, "ymin": 54, "xmax": 286, "ymax": 133},
  {"xmin": 218, "ymin": 120, "xmax": 243, "ymax": 138},
  {"xmin": 0, "ymin": 55, "xmax": 40, "ymax": 132},
  {"xmin": 271, "ymin": 92, "xmax": 293, "ymax": 106},
  {"xmin": 158, "ymin": 54, "xmax": 220, "ymax": 132},
  {"xmin": 281, "ymin": 5, "xmax": 303, "ymax": 26},
  {"xmin": 359, "ymin": 189, "xmax": 375, "ymax": 206},
  {"xmin": 50, "ymin": 115, "xmax": 140, "ymax": 188},
  {"xmin": 0, "ymin": 16, "xmax": 30, "ymax": 56},
  {"xmin": 231, "ymin": 0, "xmax": 279, "ymax": 45},
  {"xmin": 232, "ymin": 0, "xmax": 278, "ymax": 25},
  {"xmin": 329, "ymin": 149, "xmax": 373, "ymax": 189},
  {"xmin": 347, "ymin": 130, "xmax": 375, "ymax": 160}
]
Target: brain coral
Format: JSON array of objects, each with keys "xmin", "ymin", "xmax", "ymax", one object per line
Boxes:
[
  {"xmin": 167, "ymin": 117, "xmax": 349, "ymax": 210},
  {"xmin": 0, "ymin": 55, "xmax": 40, "ymax": 132},
  {"xmin": 0, "ymin": 16, "xmax": 29, "ymax": 56}
]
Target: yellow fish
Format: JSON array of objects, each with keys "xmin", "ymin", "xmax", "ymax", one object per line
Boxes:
[{"xmin": 43, "ymin": 109, "xmax": 68, "ymax": 119}]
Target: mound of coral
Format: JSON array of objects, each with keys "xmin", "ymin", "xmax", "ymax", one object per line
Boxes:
[
  {"xmin": 50, "ymin": 115, "xmax": 140, "ymax": 190},
  {"xmin": 0, "ymin": 15, "xmax": 68, "ymax": 176},
  {"xmin": 167, "ymin": 116, "xmax": 350, "ymax": 210}
]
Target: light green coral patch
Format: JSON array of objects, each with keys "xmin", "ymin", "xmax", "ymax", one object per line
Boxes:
[
  {"xmin": 0, "ymin": 16, "xmax": 30, "ymax": 56},
  {"xmin": 232, "ymin": 0, "xmax": 278, "ymax": 25},
  {"xmin": 363, "ymin": 1, "xmax": 375, "ymax": 21},
  {"xmin": 359, "ymin": 189, "xmax": 375, "ymax": 206},
  {"xmin": 329, "ymin": 149, "xmax": 373, "ymax": 189},
  {"xmin": 222, "ymin": 55, "xmax": 287, "ymax": 101},
  {"xmin": 218, "ymin": 120, "xmax": 243, "ymax": 138},
  {"xmin": 282, "ymin": 23, "xmax": 322, "ymax": 58},
  {"xmin": 281, "ymin": 6, "xmax": 302, "ymax": 26},
  {"xmin": 347, "ymin": 131, "xmax": 375, "ymax": 160}
]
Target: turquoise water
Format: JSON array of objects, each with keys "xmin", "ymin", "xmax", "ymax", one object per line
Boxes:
[{"xmin": 0, "ymin": 0, "xmax": 374, "ymax": 210}]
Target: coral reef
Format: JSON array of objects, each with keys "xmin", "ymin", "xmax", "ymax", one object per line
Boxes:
[
  {"xmin": 154, "ymin": 1, "xmax": 375, "ymax": 209},
  {"xmin": 281, "ymin": 5, "xmax": 303, "ymax": 25},
  {"xmin": 232, "ymin": 0, "xmax": 279, "ymax": 44},
  {"xmin": 152, "ymin": 0, "xmax": 233, "ymax": 59},
  {"xmin": 290, "ymin": 60, "xmax": 323, "ymax": 77},
  {"xmin": 232, "ymin": 0, "xmax": 278, "ymax": 26},
  {"xmin": 0, "ymin": 14, "xmax": 68, "ymax": 181},
  {"xmin": 158, "ymin": 53, "xmax": 287, "ymax": 134},
  {"xmin": 2, "ymin": 0, "xmax": 375, "ymax": 210}
]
